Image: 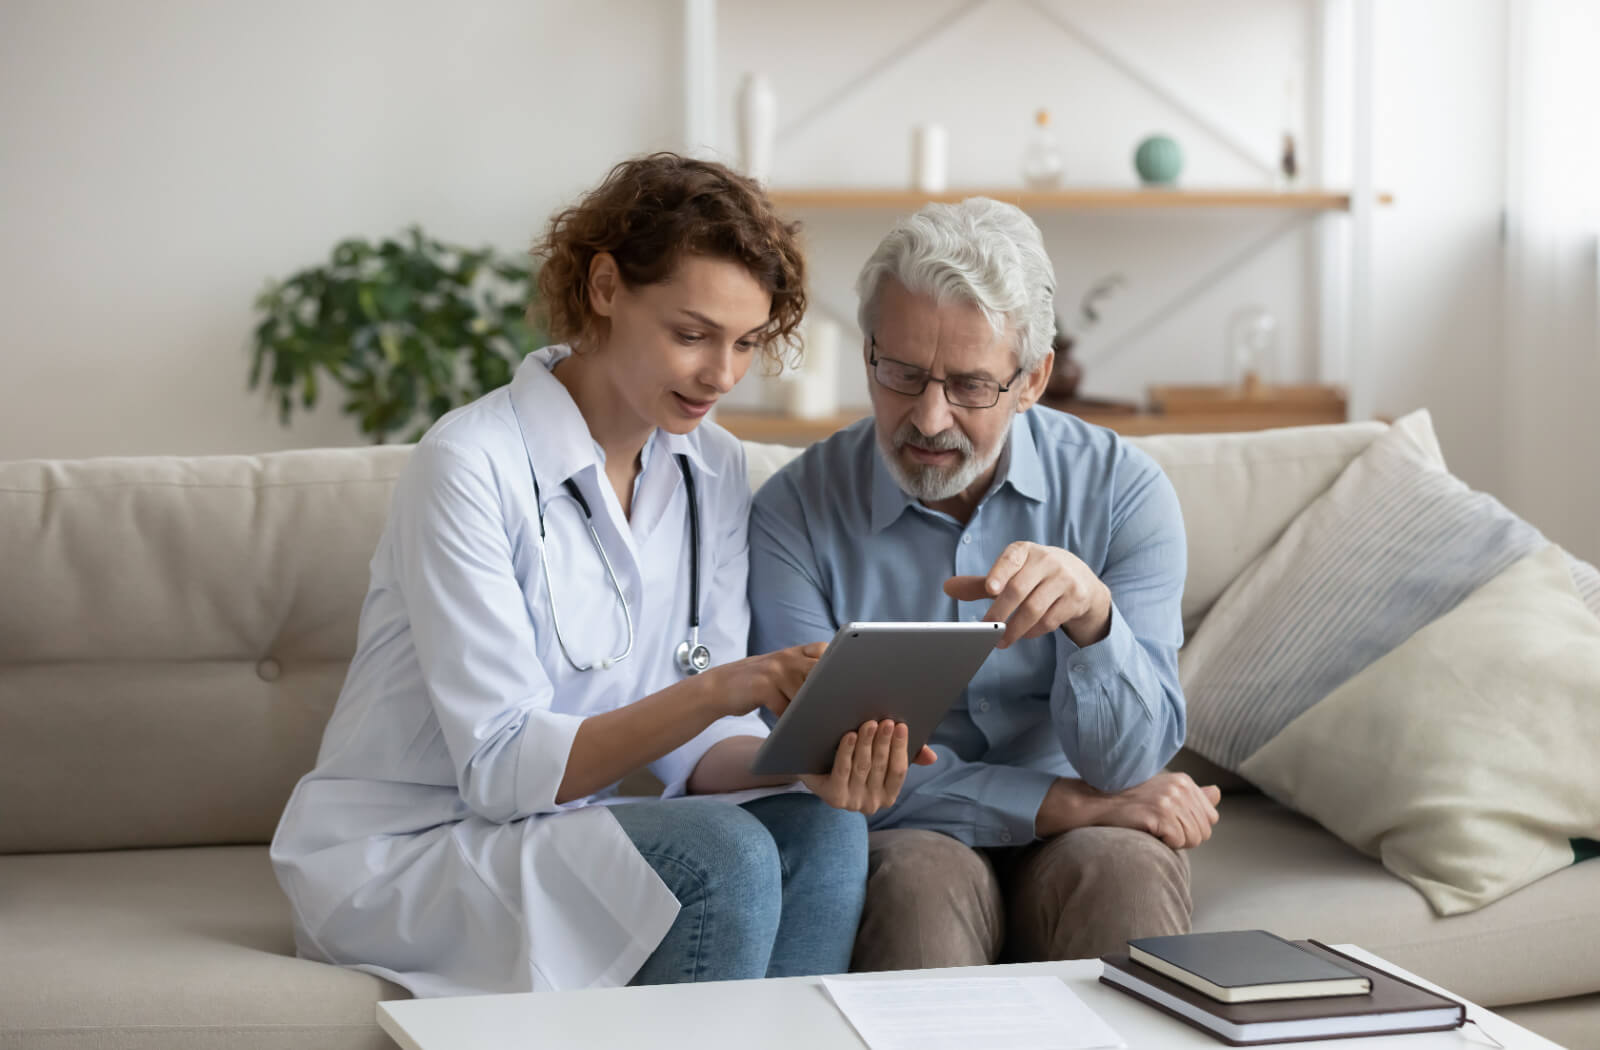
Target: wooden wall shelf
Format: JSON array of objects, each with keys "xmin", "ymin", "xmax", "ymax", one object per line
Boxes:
[
  {"xmin": 765, "ymin": 188, "xmax": 1393, "ymax": 212},
  {"xmin": 717, "ymin": 389, "xmax": 1348, "ymax": 447}
]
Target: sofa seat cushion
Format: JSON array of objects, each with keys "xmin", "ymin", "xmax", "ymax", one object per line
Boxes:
[
  {"xmin": 1190, "ymin": 795, "xmax": 1600, "ymax": 1008},
  {"xmin": 0, "ymin": 846, "xmax": 405, "ymax": 1050}
]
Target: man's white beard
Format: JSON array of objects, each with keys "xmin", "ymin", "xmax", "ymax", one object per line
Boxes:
[{"xmin": 877, "ymin": 419, "xmax": 1005, "ymax": 503}]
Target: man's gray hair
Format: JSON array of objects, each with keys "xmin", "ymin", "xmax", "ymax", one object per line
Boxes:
[{"xmin": 855, "ymin": 197, "xmax": 1057, "ymax": 375}]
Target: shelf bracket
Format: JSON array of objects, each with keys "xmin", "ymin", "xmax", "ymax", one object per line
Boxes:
[
  {"xmin": 1081, "ymin": 215, "xmax": 1311, "ymax": 372},
  {"xmin": 1022, "ymin": 1, "xmax": 1279, "ymax": 180},
  {"xmin": 777, "ymin": 0, "xmax": 993, "ymax": 146}
]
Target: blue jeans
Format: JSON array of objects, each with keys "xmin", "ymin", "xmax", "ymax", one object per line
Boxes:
[{"xmin": 609, "ymin": 792, "xmax": 867, "ymax": 984}]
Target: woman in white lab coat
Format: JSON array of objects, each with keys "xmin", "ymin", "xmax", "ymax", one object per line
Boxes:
[{"xmin": 270, "ymin": 154, "xmax": 931, "ymax": 997}]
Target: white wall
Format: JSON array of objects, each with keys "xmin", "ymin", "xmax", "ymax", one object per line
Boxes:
[
  {"xmin": 0, "ymin": 0, "xmax": 1540, "ymax": 553},
  {"xmin": 0, "ymin": 0, "xmax": 681, "ymax": 459},
  {"xmin": 1370, "ymin": 0, "xmax": 1508, "ymax": 501}
]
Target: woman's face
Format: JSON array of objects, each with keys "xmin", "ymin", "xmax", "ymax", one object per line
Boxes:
[{"xmin": 589, "ymin": 253, "xmax": 773, "ymax": 436}]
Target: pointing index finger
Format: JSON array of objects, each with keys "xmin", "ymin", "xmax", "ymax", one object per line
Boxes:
[
  {"xmin": 986, "ymin": 542, "xmax": 1032, "ymax": 597},
  {"xmin": 943, "ymin": 575, "xmax": 991, "ymax": 601}
]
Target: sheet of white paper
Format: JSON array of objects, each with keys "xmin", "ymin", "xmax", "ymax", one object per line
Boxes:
[{"xmin": 821, "ymin": 975, "xmax": 1126, "ymax": 1050}]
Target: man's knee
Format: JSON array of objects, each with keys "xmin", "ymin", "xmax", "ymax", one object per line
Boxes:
[
  {"xmin": 852, "ymin": 829, "xmax": 1003, "ymax": 971},
  {"xmin": 1045, "ymin": 826, "xmax": 1191, "ymax": 903},
  {"xmin": 868, "ymin": 829, "xmax": 992, "ymax": 897},
  {"xmin": 1007, "ymin": 826, "xmax": 1191, "ymax": 961}
]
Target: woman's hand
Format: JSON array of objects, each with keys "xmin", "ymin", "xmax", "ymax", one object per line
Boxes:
[
  {"xmin": 800, "ymin": 720, "xmax": 937, "ymax": 815},
  {"xmin": 702, "ymin": 642, "xmax": 829, "ymax": 718}
]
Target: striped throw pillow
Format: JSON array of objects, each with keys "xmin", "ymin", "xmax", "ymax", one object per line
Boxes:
[{"xmin": 1179, "ymin": 410, "xmax": 1598, "ymax": 772}]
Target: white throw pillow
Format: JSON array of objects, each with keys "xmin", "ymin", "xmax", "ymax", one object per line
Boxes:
[{"xmin": 1239, "ymin": 545, "xmax": 1600, "ymax": 915}]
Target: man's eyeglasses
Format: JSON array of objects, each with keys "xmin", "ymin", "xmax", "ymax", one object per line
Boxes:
[{"xmin": 868, "ymin": 338, "xmax": 1023, "ymax": 409}]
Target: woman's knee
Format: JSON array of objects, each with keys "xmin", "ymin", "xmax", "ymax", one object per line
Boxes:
[
  {"xmin": 745, "ymin": 793, "xmax": 868, "ymax": 886},
  {"xmin": 620, "ymin": 800, "xmax": 785, "ymax": 908}
]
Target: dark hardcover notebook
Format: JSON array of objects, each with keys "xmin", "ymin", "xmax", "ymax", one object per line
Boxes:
[
  {"xmin": 1100, "ymin": 940, "xmax": 1465, "ymax": 1046},
  {"xmin": 1128, "ymin": 930, "xmax": 1371, "ymax": 1002}
]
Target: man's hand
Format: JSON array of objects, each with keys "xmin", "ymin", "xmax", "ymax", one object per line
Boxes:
[
  {"xmin": 944, "ymin": 541, "xmax": 1112, "ymax": 649},
  {"xmin": 1037, "ymin": 772, "xmax": 1221, "ymax": 850}
]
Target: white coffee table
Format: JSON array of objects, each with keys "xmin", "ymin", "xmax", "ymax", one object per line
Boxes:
[{"xmin": 378, "ymin": 944, "xmax": 1562, "ymax": 1049}]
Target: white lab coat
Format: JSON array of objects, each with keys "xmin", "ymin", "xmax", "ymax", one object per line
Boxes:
[{"xmin": 270, "ymin": 346, "xmax": 772, "ymax": 997}]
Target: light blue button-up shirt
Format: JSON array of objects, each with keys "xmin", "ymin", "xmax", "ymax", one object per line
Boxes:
[{"xmin": 748, "ymin": 407, "xmax": 1187, "ymax": 847}]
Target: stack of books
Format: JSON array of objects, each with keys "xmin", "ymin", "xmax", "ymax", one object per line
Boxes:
[{"xmin": 1098, "ymin": 930, "xmax": 1466, "ymax": 1045}]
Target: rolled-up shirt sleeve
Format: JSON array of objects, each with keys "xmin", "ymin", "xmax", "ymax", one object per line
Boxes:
[
  {"xmin": 651, "ymin": 443, "xmax": 770, "ymax": 796},
  {"xmin": 392, "ymin": 438, "xmax": 586, "ymax": 823},
  {"xmin": 1049, "ymin": 461, "xmax": 1187, "ymax": 792}
]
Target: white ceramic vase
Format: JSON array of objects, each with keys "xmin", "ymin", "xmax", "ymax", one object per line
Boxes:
[
  {"xmin": 737, "ymin": 73, "xmax": 776, "ymax": 184},
  {"xmin": 911, "ymin": 123, "xmax": 948, "ymax": 193}
]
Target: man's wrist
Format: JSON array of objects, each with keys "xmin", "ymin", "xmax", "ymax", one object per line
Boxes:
[
  {"xmin": 1035, "ymin": 777, "xmax": 1111, "ymax": 837},
  {"xmin": 1061, "ymin": 582, "xmax": 1113, "ymax": 647}
]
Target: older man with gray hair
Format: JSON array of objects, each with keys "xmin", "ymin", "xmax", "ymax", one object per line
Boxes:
[{"xmin": 748, "ymin": 198, "xmax": 1221, "ymax": 970}]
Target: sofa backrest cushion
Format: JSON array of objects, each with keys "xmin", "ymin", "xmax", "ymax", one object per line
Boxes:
[
  {"xmin": 1, "ymin": 416, "xmax": 1414, "ymax": 852},
  {"xmin": 0, "ymin": 449, "xmax": 411, "ymax": 854}
]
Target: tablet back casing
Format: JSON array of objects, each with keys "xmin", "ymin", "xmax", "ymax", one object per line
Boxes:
[{"xmin": 749, "ymin": 621, "xmax": 1005, "ymax": 775}]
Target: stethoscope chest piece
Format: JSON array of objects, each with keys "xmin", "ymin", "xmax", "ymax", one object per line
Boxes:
[{"xmin": 676, "ymin": 636, "xmax": 712, "ymax": 675}]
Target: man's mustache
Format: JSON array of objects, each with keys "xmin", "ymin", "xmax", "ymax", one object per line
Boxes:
[{"xmin": 893, "ymin": 422, "xmax": 973, "ymax": 457}]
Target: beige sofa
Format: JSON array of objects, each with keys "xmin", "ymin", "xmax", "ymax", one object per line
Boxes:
[{"xmin": 2, "ymin": 417, "xmax": 1595, "ymax": 1050}]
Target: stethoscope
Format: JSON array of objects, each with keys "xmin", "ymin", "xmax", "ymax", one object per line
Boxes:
[{"xmin": 529, "ymin": 452, "xmax": 710, "ymax": 677}]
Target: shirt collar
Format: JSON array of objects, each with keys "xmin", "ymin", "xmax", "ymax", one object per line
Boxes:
[
  {"xmin": 1003, "ymin": 411, "xmax": 1047, "ymax": 504},
  {"xmin": 869, "ymin": 438, "xmax": 919, "ymax": 534},
  {"xmin": 656, "ymin": 424, "xmax": 718, "ymax": 479},
  {"xmin": 508, "ymin": 346, "xmax": 718, "ymax": 498},
  {"xmin": 868, "ymin": 412, "xmax": 1045, "ymax": 533}
]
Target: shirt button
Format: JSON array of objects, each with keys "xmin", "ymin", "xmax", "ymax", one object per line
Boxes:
[
  {"xmin": 961, "ymin": 534, "xmax": 972, "ymax": 545},
  {"xmin": 977, "ymin": 698, "xmax": 990, "ymax": 712},
  {"xmin": 256, "ymin": 657, "xmax": 282, "ymax": 682},
  {"xmin": 999, "ymin": 829, "xmax": 1013, "ymax": 844}
]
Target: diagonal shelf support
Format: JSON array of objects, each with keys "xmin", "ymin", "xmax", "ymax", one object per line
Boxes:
[
  {"xmin": 776, "ymin": 0, "xmax": 993, "ymax": 145},
  {"xmin": 1081, "ymin": 215, "xmax": 1311, "ymax": 371},
  {"xmin": 1023, "ymin": 0, "xmax": 1278, "ymax": 179}
]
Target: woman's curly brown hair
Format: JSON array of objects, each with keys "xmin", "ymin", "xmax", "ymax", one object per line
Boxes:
[{"xmin": 532, "ymin": 153, "xmax": 807, "ymax": 368}]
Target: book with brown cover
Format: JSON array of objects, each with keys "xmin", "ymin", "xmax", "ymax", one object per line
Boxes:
[{"xmin": 1099, "ymin": 940, "xmax": 1466, "ymax": 1046}]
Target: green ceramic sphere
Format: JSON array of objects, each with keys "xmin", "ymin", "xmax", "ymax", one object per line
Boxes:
[{"xmin": 1134, "ymin": 134, "xmax": 1183, "ymax": 185}]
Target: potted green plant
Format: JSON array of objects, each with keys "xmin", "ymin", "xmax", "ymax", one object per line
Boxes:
[{"xmin": 249, "ymin": 226, "xmax": 541, "ymax": 443}]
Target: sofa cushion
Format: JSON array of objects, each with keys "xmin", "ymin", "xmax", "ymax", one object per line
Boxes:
[
  {"xmin": 1241, "ymin": 545, "xmax": 1600, "ymax": 915},
  {"xmin": 1126, "ymin": 419, "xmax": 1401, "ymax": 638},
  {"xmin": 0, "ymin": 845, "xmax": 404, "ymax": 1050},
  {"xmin": 1189, "ymin": 795, "xmax": 1600, "ymax": 1009},
  {"xmin": 0, "ymin": 449, "xmax": 410, "ymax": 853}
]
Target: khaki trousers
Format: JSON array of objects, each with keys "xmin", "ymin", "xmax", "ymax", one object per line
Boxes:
[{"xmin": 850, "ymin": 826, "xmax": 1192, "ymax": 972}]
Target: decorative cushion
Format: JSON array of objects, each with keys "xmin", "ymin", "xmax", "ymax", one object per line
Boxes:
[
  {"xmin": 1239, "ymin": 545, "xmax": 1600, "ymax": 914},
  {"xmin": 1178, "ymin": 411, "xmax": 1596, "ymax": 772}
]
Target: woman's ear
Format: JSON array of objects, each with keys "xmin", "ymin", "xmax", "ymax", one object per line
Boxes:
[{"xmin": 587, "ymin": 253, "xmax": 621, "ymax": 318}]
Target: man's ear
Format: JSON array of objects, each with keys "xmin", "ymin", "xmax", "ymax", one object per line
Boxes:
[
  {"xmin": 587, "ymin": 253, "xmax": 621, "ymax": 318},
  {"xmin": 1016, "ymin": 348, "xmax": 1055, "ymax": 412}
]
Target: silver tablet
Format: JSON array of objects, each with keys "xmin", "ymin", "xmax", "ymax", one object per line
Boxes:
[{"xmin": 749, "ymin": 621, "xmax": 1005, "ymax": 776}]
